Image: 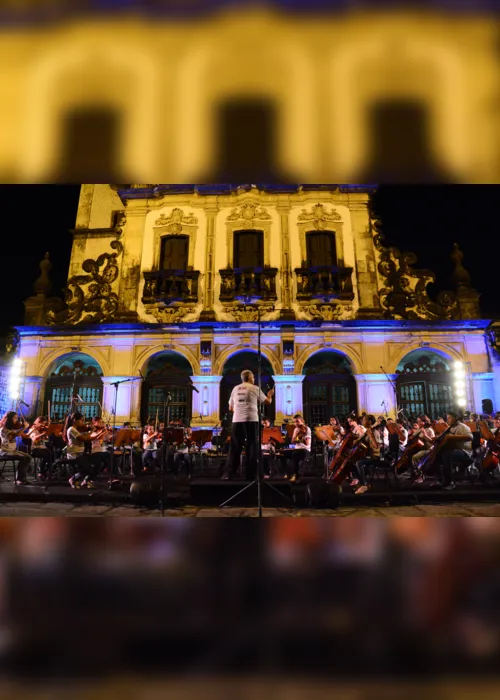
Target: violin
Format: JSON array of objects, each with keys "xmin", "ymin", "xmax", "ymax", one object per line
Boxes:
[{"xmin": 293, "ymin": 424, "xmax": 308, "ymax": 443}]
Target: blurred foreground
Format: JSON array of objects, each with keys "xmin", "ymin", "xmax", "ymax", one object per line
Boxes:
[
  {"xmin": 0, "ymin": 3, "xmax": 499, "ymax": 183},
  {"xmin": 0, "ymin": 518, "xmax": 498, "ymax": 685}
]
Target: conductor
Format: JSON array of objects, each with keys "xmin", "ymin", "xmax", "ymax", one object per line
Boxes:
[{"xmin": 222, "ymin": 369, "xmax": 274, "ymax": 481}]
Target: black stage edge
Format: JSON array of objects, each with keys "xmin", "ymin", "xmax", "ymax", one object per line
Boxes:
[{"xmin": 0, "ymin": 476, "xmax": 499, "ymax": 509}]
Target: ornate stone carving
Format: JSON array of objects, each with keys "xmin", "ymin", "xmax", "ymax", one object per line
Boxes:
[
  {"xmin": 155, "ymin": 208, "xmax": 198, "ymax": 233},
  {"xmin": 306, "ymin": 303, "xmax": 354, "ymax": 322},
  {"xmin": 46, "ymin": 213, "xmax": 126, "ymax": 325},
  {"xmin": 371, "ymin": 215, "xmax": 458, "ymax": 321},
  {"xmin": 227, "ymin": 201, "xmax": 271, "ymax": 225},
  {"xmin": 32, "ymin": 252, "xmax": 53, "ymax": 296},
  {"xmin": 148, "ymin": 306, "xmax": 197, "ymax": 323},
  {"xmin": 297, "ymin": 203, "xmax": 342, "ymax": 231},
  {"xmin": 222, "ymin": 304, "xmax": 275, "ymax": 322}
]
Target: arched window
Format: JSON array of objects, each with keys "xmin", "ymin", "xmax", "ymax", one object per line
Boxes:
[
  {"xmin": 396, "ymin": 350, "xmax": 454, "ymax": 420},
  {"xmin": 214, "ymin": 97, "xmax": 280, "ymax": 182},
  {"xmin": 302, "ymin": 351, "xmax": 356, "ymax": 426},
  {"xmin": 44, "ymin": 353, "xmax": 103, "ymax": 422},
  {"xmin": 220, "ymin": 351, "xmax": 275, "ymax": 424},
  {"xmin": 141, "ymin": 352, "xmax": 193, "ymax": 425},
  {"xmin": 57, "ymin": 106, "xmax": 122, "ymax": 182},
  {"xmin": 358, "ymin": 98, "xmax": 451, "ymax": 183},
  {"xmin": 306, "ymin": 231, "xmax": 337, "ymax": 268}
]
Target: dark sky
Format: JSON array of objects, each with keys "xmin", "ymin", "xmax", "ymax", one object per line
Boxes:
[{"xmin": 0, "ymin": 184, "xmax": 498, "ymax": 336}]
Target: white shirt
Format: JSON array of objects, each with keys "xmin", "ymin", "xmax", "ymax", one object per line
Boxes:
[
  {"xmin": 399, "ymin": 427, "xmax": 409, "ymax": 448},
  {"xmin": 229, "ymin": 382, "xmax": 268, "ymax": 423},
  {"xmin": 0, "ymin": 427, "xmax": 17, "ymax": 454},
  {"xmin": 67, "ymin": 426, "xmax": 85, "ymax": 459},
  {"xmin": 291, "ymin": 426, "xmax": 312, "ymax": 452},
  {"xmin": 450, "ymin": 421, "xmax": 473, "ymax": 456}
]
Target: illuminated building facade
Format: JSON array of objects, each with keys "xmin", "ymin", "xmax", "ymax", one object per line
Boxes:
[{"xmin": 11, "ymin": 184, "xmax": 499, "ymax": 427}]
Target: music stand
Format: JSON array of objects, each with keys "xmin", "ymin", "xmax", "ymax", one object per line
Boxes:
[
  {"xmin": 219, "ymin": 306, "xmax": 293, "ymax": 517},
  {"xmin": 108, "ymin": 378, "xmax": 134, "ymax": 489}
]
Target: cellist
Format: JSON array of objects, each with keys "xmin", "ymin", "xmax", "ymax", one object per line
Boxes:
[
  {"xmin": 411, "ymin": 415, "xmax": 436, "ymax": 484},
  {"xmin": 351, "ymin": 414, "xmax": 387, "ymax": 495}
]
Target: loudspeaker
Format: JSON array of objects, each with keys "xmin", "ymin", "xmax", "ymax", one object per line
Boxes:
[
  {"xmin": 305, "ymin": 479, "xmax": 340, "ymax": 509},
  {"xmin": 482, "ymin": 398, "xmax": 494, "ymax": 415},
  {"xmin": 130, "ymin": 480, "xmax": 157, "ymax": 504}
]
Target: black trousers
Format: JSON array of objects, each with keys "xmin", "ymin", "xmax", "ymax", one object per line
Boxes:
[{"xmin": 225, "ymin": 421, "xmax": 259, "ymax": 480}]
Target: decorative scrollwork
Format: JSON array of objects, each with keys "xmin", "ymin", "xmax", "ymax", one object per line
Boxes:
[
  {"xmin": 227, "ymin": 201, "xmax": 271, "ymax": 225},
  {"xmin": 304, "ymin": 303, "xmax": 353, "ymax": 322},
  {"xmin": 155, "ymin": 208, "xmax": 198, "ymax": 233},
  {"xmin": 148, "ymin": 306, "xmax": 197, "ymax": 323},
  {"xmin": 222, "ymin": 304, "xmax": 275, "ymax": 322},
  {"xmin": 46, "ymin": 213, "xmax": 126, "ymax": 325},
  {"xmin": 297, "ymin": 203, "xmax": 342, "ymax": 231},
  {"xmin": 371, "ymin": 215, "xmax": 458, "ymax": 321}
]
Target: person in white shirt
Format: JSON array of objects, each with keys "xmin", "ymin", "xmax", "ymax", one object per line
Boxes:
[
  {"xmin": 142, "ymin": 424, "xmax": 160, "ymax": 472},
  {"xmin": 88, "ymin": 417, "xmax": 112, "ymax": 473},
  {"xmin": 438, "ymin": 411, "xmax": 473, "ymax": 490},
  {"xmin": 411, "ymin": 415, "xmax": 437, "ymax": 483},
  {"xmin": 0, "ymin": 411, "xmax": 32, "ymax": 484},
  {"xmin": 64, "ymin": 412, "xmax": 94, "ymax": 488},
  {"xmin": 173, "ymin": 427, "xmax": 195, "ymax": 478},
  {"xmin": 288, "ymin": 414, "xmax": 312, "ymax": 483},
  {"xmin": 222, "ymin": 369, "xmax": 274, "ymax": 480}
]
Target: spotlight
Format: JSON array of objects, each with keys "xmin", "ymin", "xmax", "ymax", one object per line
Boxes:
[
  {"xmin": 454, "ymin": 380, "xmax": 466, "ymax": 390},
  {"xmin": 455, "ymin": 387, "xmax": 466, "ymax": 397},
  {"xmin": 453, "ymin": 360, "xmax": 464, "ymax": 370},
  {"xmin": 457, "ymin": 398, "xmax": 467, "ymax": 408}
]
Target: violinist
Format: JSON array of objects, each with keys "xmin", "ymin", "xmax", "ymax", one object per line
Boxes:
[
  {"xmin": 27, "ymin": 416, "xmax": 52, "ymax": 479},
  {"xmin": 173, "ymin": 426, "xmax": 195, "ymax": 478},
  {"xmin": 411, "ymin": 415, "xmax": 436, "ymax": 483},
  {"xmin": 142, "ymin": 424, "xmax": 161, "ymax": 472},
  {"xmin": 261, "ymin": 417, "xmax": 273, "ymax": 479},
  {"xmin": 347, "ymin": 415, "xmax": 366, "ymax": 439},
  {"xmin": 89, "ymin": 417, "xmax": 112, "ymax": 473},
  {"xmin": 64, "ymin": 412, "xmax": 95, "ymax": 489},
  {"xmin": 288, "ymin": 414, "xmax": 312, "ymax": 483},
  {"xmin": 0, "ymin": 411, "xmax": 33, "ymax": 485},
  {"xmin": 351, "ymin": 415, "xmax": 387, "ymax": 495}
]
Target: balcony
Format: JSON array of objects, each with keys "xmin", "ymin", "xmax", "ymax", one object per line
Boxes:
[
  {"xmin": 295, "ymin": 266, "xmax": 354, "ymax": 302},
  {"xmin": 142, "ymin": 269, "xmax": 200, "ymax": 305},
  {"xmin": 219, "ymin": 267, "xmax": 278, "ymax": 303}
]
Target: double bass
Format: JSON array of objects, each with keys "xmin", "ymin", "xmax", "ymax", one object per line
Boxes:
[
  {"xmin": 394, "ymin": 428, "xmax": 427, "ymax": 472},
  {"xmin": 416, "ymin": 424, "xmax": 453, "ymax": 472},
  {"xmin": 329, "ymin": 420, "xmax": 381, "ymax": 485}
]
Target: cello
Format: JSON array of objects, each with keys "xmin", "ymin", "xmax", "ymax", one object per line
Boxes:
[
  {"xmin": 416, "ymin": 424, "xmax": 453, "ymax": 472},
  {"xmin": 394, "ymin": 428, "xmax": 426, "ymax": 472}
]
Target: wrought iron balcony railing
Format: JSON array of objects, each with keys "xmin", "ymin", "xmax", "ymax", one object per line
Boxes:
[
  {"xmin": 219, "ymin": 267, "xmax": 278, "ymax": 303},
  {"xmin": 142, "ymin": 269, "xmax": 200, "ymax": 305},
  {"xmin": 295, "ymin": 266, "xmax": 354, "ymax": 302}
]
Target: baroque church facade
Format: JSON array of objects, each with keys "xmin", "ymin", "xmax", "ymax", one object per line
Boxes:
[{"xmin": 13, "ymin": 184, "xmax": 499, "ymax": 428}]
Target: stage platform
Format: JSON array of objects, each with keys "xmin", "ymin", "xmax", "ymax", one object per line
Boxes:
[{"xmin": 0, "ymin": 473, "xmax": 499, "ymax": 509}]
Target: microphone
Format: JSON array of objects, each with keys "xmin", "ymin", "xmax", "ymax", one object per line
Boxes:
[
  {"xmin": 19, "ymin": 400, "xmax": 30, "ymax": 408},
  {"xmin": 139, "ymin": 369, "xmax": 146, "ymax": 381}
]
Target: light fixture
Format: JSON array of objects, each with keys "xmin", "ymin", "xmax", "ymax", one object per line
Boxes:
[
  {"xmin": 453, "ymin": 360, "xmax": 464, "ymax": 370},
  {"xmin": 457, "ymin": 397, "xmax": 467, "ymax": 408},
  {"xmin": 8, "ymin": 358, "xmax": 23, "ymax": 401}
]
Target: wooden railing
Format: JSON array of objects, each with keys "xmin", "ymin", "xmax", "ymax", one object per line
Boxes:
[
  {"xmin": 219, "ymin": 267, "xmax": 278, "ymax": 303},
  {"xmin": 142, "ymin": 269, "xmax": 200, "ymax": 304},
  {"xmin": 295, "ymin": 266, "xmax": 354, "ymax": 301}
]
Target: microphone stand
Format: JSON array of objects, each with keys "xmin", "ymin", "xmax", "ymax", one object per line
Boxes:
[
  {"xmin": 219, "ymin": 305, "xmax": 293, "ymax": 516},
  {"xmin": 108, "ymin": 378, "xmax": 134, "ymax": 489}
]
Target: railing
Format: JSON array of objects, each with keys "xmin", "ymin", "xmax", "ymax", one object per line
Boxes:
[
  {"xmin": 219, "ymin": 267, "xmax": 278, "ymax": 303},
  {"xmin": 295, "ymin": 266, "xmax": 354, "ymax": 301},
  {"xmin": 142, "ymin": 269, "xmax": 200, "ymax": 305}
]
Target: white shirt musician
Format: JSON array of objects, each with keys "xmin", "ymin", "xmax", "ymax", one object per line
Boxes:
[
  {"xmin": 223, "ymin": 369, "xmax": 274, "ymax": 481},
  {"xmin": 287, "ymin": 414, "xmax": 312, "ymax": 483}
]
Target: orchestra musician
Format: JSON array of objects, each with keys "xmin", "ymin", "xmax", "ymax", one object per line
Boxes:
[
  {"xmin": 437, "ymin": 411, "xmax": 473, "ymax": 490},
  {"xmin": 347, "ymin": 414, "xmax": 367, "ymax": 439},
  {"xmin": 327, "ymin": 416, "xmax": 345, "ymax": 460},
  {"xmin": 142, "ymin": 424, "xmax": 161, "ymax": 472},
  {"xmin": 89, "ymin": 417, "xmax": 112, "ymax": 473},
  {"xmin": 27, "ymin": 416, "xmax": 52, "ymax": 479},
  {"xmin": 261, "ymin": 417, "xmax": 274, "ymax": 479},
  {"xmin": 351, "ymin": 415, "xmax": 388, "ymax": 495},
  {"xmin": 222, "ymin": 369, "xmax": 274, "ymax": 481},
  {"xmin": 287, "ymin": 414, "xmax": 312, "ymax": 483},
  {"xmin": 173, "ymin": 427, "xmax": 195, "ymax": 478},
  {"xmin": 0, "ymin": 411, "xmax": 33, "ymax": 484},
  {"xmin": 410, "ymin": 415, "xmax": 436, "ymax": 483},
  {"xmin": 64, "ymin": 412, "xmax": 96, "ymax": 489}
]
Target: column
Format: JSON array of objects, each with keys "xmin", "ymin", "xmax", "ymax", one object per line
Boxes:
[
  {"xmin": 350, "ymin": 200, "xmax": 381, "ymax": 318},
  {"xmin": 190, "ymin": 375, "xmax": 223, "ymax": 427},
  {"xmin": 117, "ymin": 203, "xmax": 147, "ymax": 321},
  {"xmin": 277, "ymin": 203, "xmax": 295, "ymax": 319},
  {"xmin": 471, "ymin": 372, "xmax": 496, "ymax": 414},
  {"xmin": 101, "ymin": 377, "xmax": 140, "ymax": 425},
  {"xmin": 355, "ymin": 373, "xmax": 398, "ymax": 418},
  {"xmin": 23, "ymin": 376, "xmax": 44, "ymax": 418},
  {"xmin": 200, "ymin": 204, "xmax": 219, "ymax": 321},
  {"xmin": 272, "ymin": 375, "xmax": 305, "ymax": 425}
]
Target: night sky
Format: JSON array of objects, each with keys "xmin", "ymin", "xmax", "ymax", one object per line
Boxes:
[{"xmin": 0, "ymin": 184, "xmax": 498, "ymax": 336}]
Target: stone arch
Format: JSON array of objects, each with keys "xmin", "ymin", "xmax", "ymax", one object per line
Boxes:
[
  {"xmin": 42, "ymin": 351, "xmax": 105, "ymax": 421},
  {"xmin": 300, "ymin": 349, "xmax": 358, "ymax": 425},
  {"xmin": 21, "ymin": 41, "xmax": 157, "ymax": 181},
  {"xmin": 134, "ymin": 344, "xmax": 199, "ymax": 377},
  {"xmin": 213, "ymin": 345, "xmax": 281, "ymax": 377},
  {"xmin": 390, "ymin": 343, "xmax": 463, "ymax": 375},
  {"xmin": 40, "ymin": 348, "xmax": 109, "ymax": 379},
  {"xmin": 296, "ymin": 344, "xmax": 361, "ymax": 376},
  {"xmin": 139, "ymin": 350, "xmax": 196, "ymax": 425}
]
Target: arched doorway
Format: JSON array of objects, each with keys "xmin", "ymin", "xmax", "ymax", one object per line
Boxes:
[
  {"xmin": 302, "ymin": 351, "xmax": 356, "ymax": 427},
  {"xmin": 396, "ymin": 350, "xmax": 454, "ymax": 420},
  {"xmin": 141, "ymin": 351, "xmax": 193, "ymax": 425},
  {"xmin": 44, "ymin": 353, "xmax": 103, "ymax": 421},
  {"xmin": 220, "ymin": 351, "xmax": 275, "ymax": 423}
]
